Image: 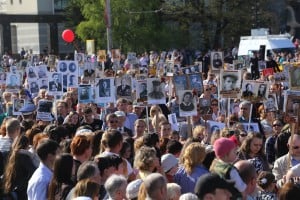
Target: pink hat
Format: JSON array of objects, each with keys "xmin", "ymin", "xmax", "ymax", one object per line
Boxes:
[{"xmin": 214, "ymin": 137, "xmax": 236, "ymax": 158}]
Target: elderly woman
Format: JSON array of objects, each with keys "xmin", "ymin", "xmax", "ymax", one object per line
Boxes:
[
  {"xmin": 174, "ymin": 142, "xmax": 208, "ymax": 194},
  {"xmin": 237, "ymin": 132, "xmax": 270, "ymax": 173}
]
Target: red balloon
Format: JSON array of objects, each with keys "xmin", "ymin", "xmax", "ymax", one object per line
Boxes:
[{"xmin": 62, "ymin": 29, "xmax": 75, "ymax": 43}]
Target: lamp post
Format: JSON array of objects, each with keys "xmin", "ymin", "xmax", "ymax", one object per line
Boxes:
[
  {"xmin": 105, "ymin": 0, "xmax": 112, "ymax": 55},
  {"xmin": 251, "ymin": 1, "xmax": 260, "ymax": 28}
]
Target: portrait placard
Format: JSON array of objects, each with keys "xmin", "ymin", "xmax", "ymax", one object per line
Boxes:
[
  {"xmin": 78, "ymin": 85, "xmax": 93, "ymax": 103},
  {"xmin": 147, "ymin": 78, "xmax": 166, "ymax": 104},
  {"xmin": 26, "ymin": 66, "xmax": 38, "ymax": 79},
  {"xmin": 48, "ymin": 72, "xmax": 63, "ymax": 95},
  {"xmin": 220, "ymin": 69, "xmax": 242, "ymax": 98},
  {"xmin": 116, "ymin": 76, "xmax": 132, "ymax": 99},
  {"xmin": 207, "ymin": 120, "xmax": 225, "ymax": 134},
  {"xmin": 136, "ymin": 80, "xmax": 148, "ymax": 102},
  {"xmin": 264, "ymin": 93, "xmax": 278, "ymax": 112},
  {"xmin": 173, "ymin": 75, "xmax": 189, "ymax": 93},
  {"xmin": 168, "ymin": 113, "xmax": 179, "ymax": 131},
  {"xmin": 0, "ymin": 72, "xmax": 6, "ymax": 85},
  {"xmin": 36, "ymin": 100, "xmax": 53, "ymax": 121},
  {"xmin": 289, "ymin": 66, "xmax": 300, "ymax": 90},
  {"xmin": 188, "ymin": 73, "xmax": 203, "ymax": 94},
  {"xmin": 95, "ymin": 78, "xmax": 115, "ymax": 104},
  {"xmin": 13, "ymin": 98, "xmax": 25, "ymax": 116},
  {"xmin": 241, "ymin": 123, "xmax": 260, "ymax": 132},
  {"xmin": 165, "ymin": 61, "xmax": 174, "ymax": 76},
  {"xmin": 211, "ymin": 51, "xmax": 223, "ymax": 71},
  {"xmin": 75, "ymin": 53, "xmax": 85, "ymax": 66},
  {"xmin": 178, "ymin": 90, "xmax": 197, "ymax": 117},
  {"xmin": 6, "ymin": 72, "xmax": 21, "ymax": 92},
  {"xmin": 258, "ymin": 61, "xmax": 266, "ymax": 71}
]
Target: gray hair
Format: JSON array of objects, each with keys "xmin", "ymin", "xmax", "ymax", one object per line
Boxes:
[
  {"xmin": 179, "ymin": 193, "xmax": 198, "ymax": 200},
  {"xmin": 167, "ymin": 183, "xmax": 181, "ymax": 199},
  {"xmin": 104, "ymin": 174, "xmax": 127, "ymax": 199}
]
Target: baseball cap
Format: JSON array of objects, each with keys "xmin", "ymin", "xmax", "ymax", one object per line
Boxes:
[
  {"xmin": 194, "ymin": 173, "xmax": 236, "ymax": 199},
  {"xmin": 114, "ymin": 111, "xmax": 126, "ymax": 117},
  {"xmin": 161, "ymin": 153, "xmax": 178, "ymax": 172}
]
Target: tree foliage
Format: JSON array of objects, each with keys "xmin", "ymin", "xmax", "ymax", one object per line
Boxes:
[{"xmin": 65, "ymin": 0, "xmax": 276, "ymax": 52}]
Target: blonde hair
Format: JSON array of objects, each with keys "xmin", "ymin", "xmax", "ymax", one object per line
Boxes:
[
  {"xmin": 192, "ymin": 125, "xmax": 205, "ymax": 140},
  {"xmin": 152, "ymin": 114, "xmax": 167, "ymax": 132},
  {"xmin": 182, "ymin": 142, "xmax": 206, "ymax": 174},
  {"xmin": 149, "ymin": 105, "xmax": 163, "ymax": 118},
  {"xmin": 134, "ymin": 146, "xmax": 157, "ymax": 172}
]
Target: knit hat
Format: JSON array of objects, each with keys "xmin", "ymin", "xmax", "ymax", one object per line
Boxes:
[
  {"xmin": 161, "ymin": 153, "xmax": 178, "ymax": 172},
  {"xmin": 126, "ymin": 179, "xmax": 143, "ymax": 199},
  {"xmin": 213, "ymin": 137, "xmax": 236, "ymax": 158}
]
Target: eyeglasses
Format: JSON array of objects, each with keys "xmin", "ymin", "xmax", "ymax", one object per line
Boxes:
[
  {"xmin": 109, "ymin": 120, "xmax": 118, "ymax": 124},
  {"xmin": 205, "ymin": 88, "xmax": 211, "ymax": 91},
  {"xmin": 273, "ymin": 124, "xmax": 282, "ymax": 127}
]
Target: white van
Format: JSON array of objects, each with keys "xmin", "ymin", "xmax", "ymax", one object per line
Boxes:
[{"xmin": 238, "ymin": 34, "xmax": 295, "ymax": 59}]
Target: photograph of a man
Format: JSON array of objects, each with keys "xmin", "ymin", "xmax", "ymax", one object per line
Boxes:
[
  {"xmin": 179, "ymin": 91, "xmax": 195, "ymax": 112},
  {"xmin": 189, "ymin": 74, "xmax": 203, "ymax": 92},
  {"xmin": 222, "ymin": 74, "xmax": 238, "ymax": 91},
  {"xmin": 117, "ymin": 77, "xmax": 131, "ymax": 96},
  {"xmin": 68, "ymin": 75, "xmax": 77, "ymax": 87},
  {"xmin": 58, "ymin": 62, "xmax": 67, "ymax": 72},
  {"xmin": 242, "ymin": 83, "xmax": 254, "ymax": 97},
  {"xmin": 139, "ymin": 82, "xmax": 147, "ymax": 99},
  {"xmin": 49, "ymin": 73, "xmax": 62, "ymax": 92},
  {"xmin": 39, "ymin": 79, "xmax": 48, "ymax": 89},
  {"xmin": 68, "ymin": 62, "xmax": 77, "ymax": 73},
  {"xmin": 79, "ymin": 86, "xmax": 90, "ymax": 100},
  {"xmin": 148, "ymin": 80, "xmax": 164, "ymax": 99},
  {"xmin": 257, "ymin": 84, "xmax": 267, "ymax": 98},
  {"xmin": 7, "ymin": 74, "xmax": 20, "ymax": 88},
  {"xmin": 211, "ymin": 52, "xmax": 223, "ymax": 69}
]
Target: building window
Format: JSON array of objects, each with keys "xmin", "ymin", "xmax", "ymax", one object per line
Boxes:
[{"xmin": 54, "ymin": 0, "xmax": 68, "ymax": 12}]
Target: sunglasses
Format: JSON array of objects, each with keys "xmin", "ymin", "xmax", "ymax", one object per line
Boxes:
[
  {"xmin": 273, "ymin": 124, "xmax": 282, "ymax": 127},
  {"xmin": 205, "ymin": 88, "xmax": 211, "ymax": 91}
]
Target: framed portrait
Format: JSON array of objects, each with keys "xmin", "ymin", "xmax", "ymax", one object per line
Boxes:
[
  {"xmin": 241, "ymin": 80, "xmax": 256, "ymax": 100},
  {"xmin": 147, "ymin": 78, "xmax": 166, "ymax": 104},
  {"xmin": 95, "ymin": 78, "xmax": 115, "ymax": 104},
  {"xmin": 48, "ymin": 55, "xmax": 56, "ymax": 68},
  {"xmin": 255, "ymin": 81, "xmax": 269, "ymax": 101},
  {"xmin": 38, "ymin": 78, "xmax": 49, "ymax": 90},
  {"xmin": 57, "ymin": 61, "xmax": 68, "ymax": 73},
  {"xmin": 188, "ymin": 73, "xmax": 203, "ymax": 94},
  {"xmin": 136, "ymin": 80, "xmax": 148, "ymax": 102},
  {"xmin": 26, "ymin": 66, "xmax": 38, "ymax": 79},
  {"xmin": 165, "ymin": 61, "xmax": 174, "ymax": 76},
  {"xmin": 75, "ymin": 53, "xmax": 85, "ymax": 66},
  {"xmin": 241, "ymin": 123, "xmax": 260, "ymax": 132},
  {"xmin": 116, "ymin": 76, "xmax": 132, "ymax": 98},
  {"xmin": 68, "ymin": 61, "xmax": 78, "ymax": 74},
  {"xmin": 48, "ymin": 72, "xmax": 63, "ymax": 94},
  {"xmin": 199, "ymin": 97, "xmax": 210, "ymax": 114},
  {"xmin": 97, "ymin": 50, "xmax": 106, "ymax": 63},
  {"xmin": 67, "ymin": 74, "xmax": 78, "ymax": 88},
  {"xmin": 31, "ymin": 55, "xmax": 39, "ymax": 65},
  {"xmin": 211, "ymin": 51, "xmax": 223, "ymax": 70},
  {"xmin": 289, "ymin": 66, "xmax": 300, "ymax": 90},
  {"xmin": 178, "ymin": 90, "xmax": 197, "ymax": 117},
  {"xmin": 173, "ymin": 75, "xmax": 189, "ymax": 93},
  {"xmin": 28, "ymin": 80, "xmax": 39, "ymax": 94},
  {"xmin": 207, "ymin": 120, "xmax": 225, "ymax": 134},
  {"xmin": 111, "ymin": 49, "xmax": 121, "ymax": 63},
  {"xmin": 168, "ymin": 113, "xmax": 179, "ymax": 131},
  {"xmin": 13, "ymin": 98, "xmax": 25, "ymax": 116},
  {"xmin": 78, "ymin": 85, "xmax": 93, "ymax": 103},
  {"xmin": 127, "ymin": 52, "xmax": 138, "ymax": 65},
  {"xmin": 258, "ymin": 61, "xmax": 266, "ymax": 72},
  {"xmin": 6, "ymin": 73, "xmax": 21, "ymax": 91},
  {"xmin": 220, "ymin": 69, "xmax": 242, "ymax": 98},
  {"xmin": 37, "ymin": 65, "xmax": 49, "ymax": 79},
  {"xmin": 233, "ymin": 60, "xmax": 244, "ymax": 70},
  {"xmin": 36, "ymin": 100, "xmax": 53, "ymax": 121},
  {"xmin": 264, "ymin": 93, "xmax": 278, "ymax": 112}
]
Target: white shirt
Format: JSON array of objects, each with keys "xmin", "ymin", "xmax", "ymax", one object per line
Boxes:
[{"xmin": 27, "ymin": 162, "xmax": 53, "ymax": 200}]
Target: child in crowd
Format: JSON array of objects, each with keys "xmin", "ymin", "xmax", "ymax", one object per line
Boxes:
[{"xmin": 209, "ymin": 137, "xmax": 247, "ymax": 198}]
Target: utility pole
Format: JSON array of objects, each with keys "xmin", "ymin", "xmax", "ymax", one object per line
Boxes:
[{"xmin": 105, "ymin": 0, "xmax": 112, "ymax": 55}]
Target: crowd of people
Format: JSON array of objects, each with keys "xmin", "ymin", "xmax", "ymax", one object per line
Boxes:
[{"xmin": 0, "ymin": 47, "xmax": 300, "ymax": 200}]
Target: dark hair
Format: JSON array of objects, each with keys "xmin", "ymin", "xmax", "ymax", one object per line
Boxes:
[
  {"xmin": 77, "ymin": 161, "xmax": 99, "ymax": 181},
  {"xmin": 60, "ymin": 138, "xmax": 72, "ymax": 153},
  {"xmin": 278, "ymin": 182, "xmax": 300, "ymax": 200},
  {"xmin": 47, "ymin": 126, "xmax": 68, "ymax": 144},
  {"xmin": 120, "ymin": 141, "xmax": 131, "ymax": 158},
  {"xmin": 36, "ymin": 139, "xmax": 59, "ymax": 161},
  {"xmin": 166, "ymin": 140, "xmax": 183, "ymax": 155},
  {"xmin": 143, "ymin": 133, "xmax": 159, "ymax": 147},
  {"xmin": 95, "ymin": 155, "xmax": 118, "ymax": 176},
  {"xmin": 101, "ymin": 130, "xmax": 123, "ymax": 149},
  {"xmin": 92, "ymin": 130, "xmax": 104, "ymax": 157},
  {"xmin": 48, "ymin": 153, "xmax": 74, "ymax": 200},
  {"xmin": 83, "ymin": 107, "xmax": 93, "ymax": 115}
]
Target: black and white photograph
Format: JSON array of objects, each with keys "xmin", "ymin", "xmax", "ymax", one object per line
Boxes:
[
  {"xmin": 165, "ymin": 61, "xmax": 174, "ymax": 76},
  {"xmin": 188, "ymin": 74, "xmax": 203, "ymax": 94},
  {"xmin": 75, "ymin": 53, "xmax": 85, "ymax": 66},
  {"xmin": 13, "ymin": 98, "xmax": 25, "ymax": 116},
  {"xmin": 168, "ymin": 113, "xmax": 179, "ymax": 131},
  {"xmin": 193, "ymin": 62, "xmax": 202, "ymax": 73},
  {"xmin": 38, "ymin": 78, "xmax": 48, "ymax": 90},
  {"xmin": 178, "ymin": 90, "xmax": 197, "ymax": 117},
  {"xmin": 48, "ymin": 72, "xmax": 63, "ymax": 93},
  {"xmin": 68, "ymin": 74, "xmax": 78, "ymax": 87},
  {"xmin": 37, "ymin": 65, "xmax": 48, "ymax": 79},
  {"xmin": 31, "ymin": 55, "xmax": 39, "ymax": 65},
  {"xmin": 83, "ymin": 56, "xmax": 95, "ymax": 78},
  {"xmin": 207, "ymin": 120, "xmax": 225, "ymax": 134},
  {"xmin": 242, "ymin": 123, "xmax": 260, "ymax": 132},
  {"xmin": 136, "ymin": 81, "xmax": 147, "ymax": 100},
  {"xmin": 258, "ymin": 60, "xmax": 266, "ymax": 72},
  {"xmin": 173, "ymin": 75, "xmax": 189, "ymax": 92},
  {"xmin": 6, "ymin": 73, "xmax": 21, "ymax": 90},
  {"xmin": 220, "ymin": 70, "xmax": 242, "ymax": 98},
  {"xmin": 147, "ymin": 78, "xmax": 166, "ymax": 104},
  {"xmin": 127, "ymin": 52, "xmax": 138, "ymax": 65},
  {"xmin": 36, "ymin": 100, "xmax": 53, "ymax": 121},
  {"xmin": 289, "ymin": 66, "xmax": 300, "ymax": 90},
  {"xmin": 199, "ymin": 98, "xmax": 211, "ymax": 114},
  {"xmin": 48, "ymin": 55, "xmax": 56, "ymax": 68},
  {"xmin": 57, "ymin": 61, "xmax": 67, "ymax": 73},
  {"xmin": 233, "ymin": 60, "xmax": 244, "ymax": 70},
  {"xmin": 284, "ymin": 90, "xmax": 300, "ymax": 128},
  {"xmin": 78, "ymin": 85, "xmax": 93, "ymax": 103},
  {"xmin": 242, "ymin": 80, "xmax": 255, "ymax": 99},
  {"xmin": 68, "ymin": 61, "xmax": 78, "ymax": 73},
  {"xmin": 116, "ymin": 76, "xmax": 132, "ymax": 97},
  {"xmin": 27, "ymin": 67, "xmax": 37, "ymax": 79},
  {"xmin": 256, "ymin": 82, "xmax": 269, "ymax": 99},
  {"xmin": 29, "ymin": 81, "xmax": 39, "ymax": 94},
  {"xmin": 211, "ymin": 51, "xmax": 223, "ymax": 70},
  {"xmin": 95, "ymin": 78, "xmax": 114, "ymax": 104},
  {"xmin": 182, "ymin": 67, "xmax": 191, "ymax": 75},
  {"xmin": 264, "ymin": 94, "xmax": 278, "ymax": 112}
]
